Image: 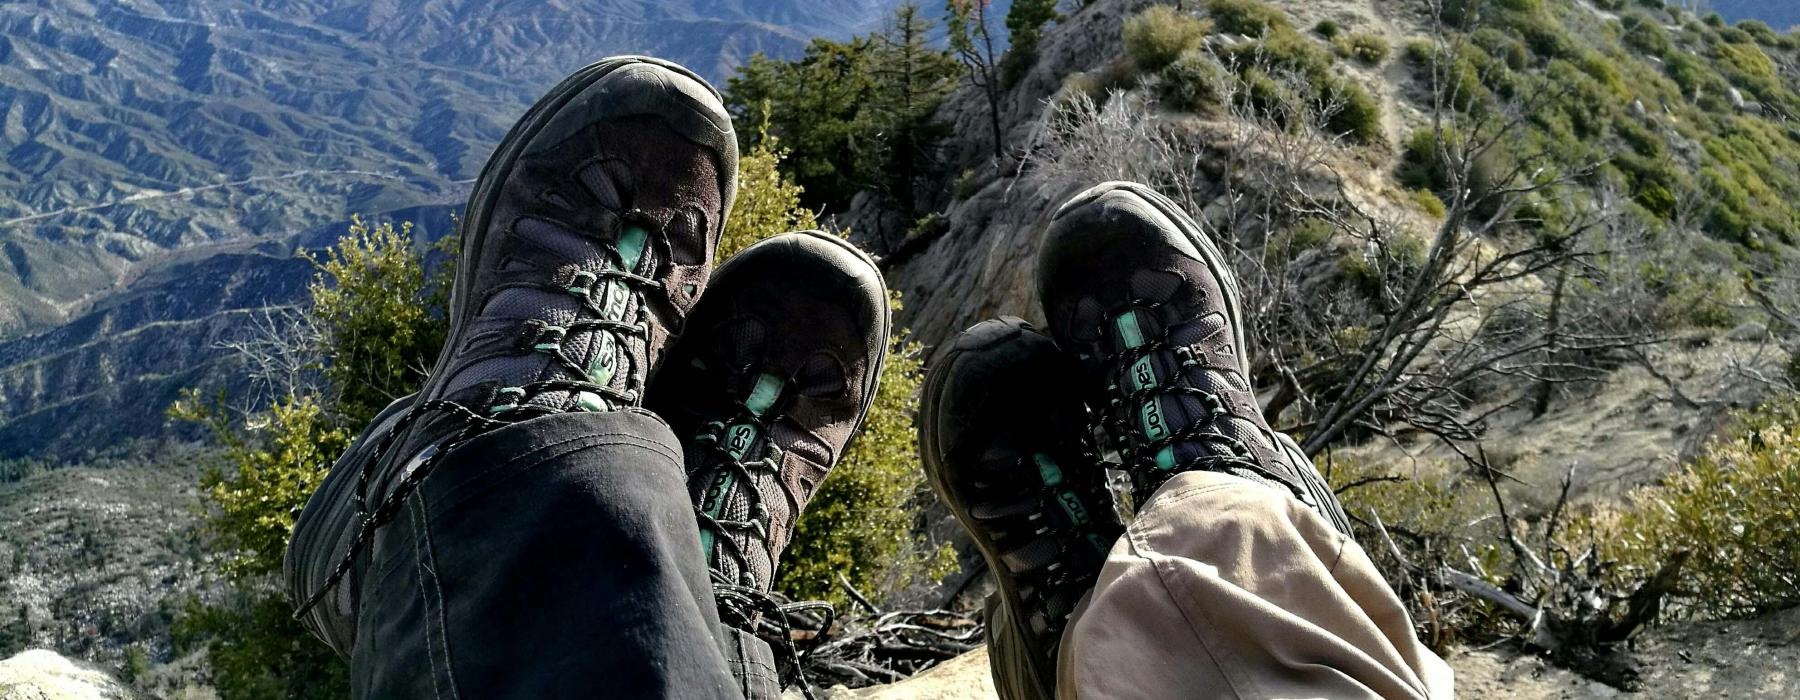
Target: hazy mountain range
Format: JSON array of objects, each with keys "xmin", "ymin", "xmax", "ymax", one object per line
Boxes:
[
  {"xmin": 0, "ymin": 0, "xmax": 902, "ymax": 459},
  {"xmin": 1708, "ymin": 1, "xmax": 1800, "ymax": 29}
]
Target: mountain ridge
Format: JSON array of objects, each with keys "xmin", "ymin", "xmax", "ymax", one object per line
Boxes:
[{"xmin": 0, "ymin": 0, "xmax": 904, "ymax": 459}]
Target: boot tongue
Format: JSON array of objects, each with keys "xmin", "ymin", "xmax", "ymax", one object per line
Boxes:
[
  {"xmin": 566, "ymin": 223, "xmax": 651, "ymax": 411},
  {"xmin": 437, "ymin": 219, "xmax": 656, "ymax": 413},
  {"xmin": 1107, "ymin": 309, "xmax": 1246, "ymax": 473},
  {"xmin": 697, "ymin": 371, "xmax": 786, "ymax": 589}
]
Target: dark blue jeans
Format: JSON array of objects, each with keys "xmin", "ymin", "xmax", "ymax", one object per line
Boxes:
[{"xmin": 288, "ymin": 404, "xmax": 778, "ymax": 699}]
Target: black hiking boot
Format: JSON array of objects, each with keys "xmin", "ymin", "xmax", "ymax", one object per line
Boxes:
[
  {"xmin": 291, "ymin": 56, "xmax": 738, "ymax": 616},
  {"xmin": 919, "ymin": 317, "xmax": 1122, "ymax": 694},
  {"xmin": 647, "ymin": 231, "xmax": 890, "ymax": 601},
  {"xmin": 1036, "ymin": 181, "xmax": 1352, "ymax": 534}
]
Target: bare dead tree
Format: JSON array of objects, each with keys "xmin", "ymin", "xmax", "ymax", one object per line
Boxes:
[
  {"xmin": 216, "ymin": 305, "xmax": 324, "ymax": 411},
  {"xmin": 947, "ymin": 0, "xmax": 1006, "ymax": 161}
]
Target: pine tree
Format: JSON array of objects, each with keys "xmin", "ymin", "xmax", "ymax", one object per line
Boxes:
[
  {"xmin": 1003, "ymin": 0, "xmax": 1060, "ymax": 86},
  {"xmin": 866, "ymin": 3, "xmax": 962, "ymax": 217},
  {"xmin": 725, "ymin": 38, "xmax": 880, "ymax": 211}
]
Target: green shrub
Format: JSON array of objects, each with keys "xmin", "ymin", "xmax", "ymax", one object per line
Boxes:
[
  {"xmin": 1410, "ymin": 188, "xmax": 1447, "ymax": 217},
  {"xmin": 1338, "ymin": 32, "xmax": 1391, "ymax": 65},
  {"xmin": 1218, "ymin": 27, "xmax": 1332, "ymax": 82},
  {"xmin": 1717, "ymin": 41, "xmax": 1777, "ymax": 82},
  {"xmin": 1621, "ymin": 12, "xmax": 1673, "ymax": 56},
  {"xmin": 1323, "ymin": 77, "xmax": 1383, "ymax": 144},
  {"xmin": 1636, "ymin": 259, "xmax": 1740, "ymax": 328},
  {"xmin": 1123, "ymin": 5, "xmax": 1213, "ymax": 71},
  {"xmin": 1237, "ymin": 66, "xmax": 1296, "ymax": 118},
  {"xmin": 1663, "ymin": 51, "xmax": 1730, "ymax": 99},
  {"xmin": 1206, "ymin": 0, "xmax": 1291, "ymax": 37},
  {"xmin": 1265, "ymin": 217, "xmax": 1334, "ymax": 264},
  {"xmin": 167, "ymin": 218, "xmax": 447, "ymax": 699},
  {"xmin": 1160, "ymin": 48, "xmax": 1229, "ymax": 112},
  {"xmin": 719, "ymin": 135, "xmax": 819, "ymax": 258},
  {"xmin": 169, "ymin": 395, "xmax": 351, "ymax": 581},
  {"xmin": 1408, "ymin": 45, "xmax": 1491, "ymax": 113},
  {"xmin": 1313, "ymin": 19, "xmax": 1342, "ymax": 39},
  {"xmin": 1398, "ymin": 128, "xmax": 1456, "ymax": 192},
  {"xmin": 1583, "ymin": 397, "xmax": 1800, "ymax": 618},
  {"xmin": 171, "ymin": 595, "xmax": 348, "ymax": 700},
  {"xmin": 1471, "ymin": 27, "xmax": 1530, "ymax": 69},
  {"xmin": 953, "ymin": 167, "xmax": 982, "ymax": 200},
  {"xmin": 1516, "ymin": 12, "xmax": 1573, "ymax": 59},
  {"xmin": 1329, "ymin": 454, "xmax": 1509, "ymax": 647},
  {"xmin": 1716, "ymin": 25, "xmax": 1752, "ymax": 45},
  {"xmin": 307, "ymin": 218, "xmax": 446, "ymax": 426},
  {"xmin": 1403, "ymin": 39, "xmax": 1437, "ymax": 65},
  {"xmin": 1738, "ymin": 20, "xmax": 1779, "ymax": 45}
]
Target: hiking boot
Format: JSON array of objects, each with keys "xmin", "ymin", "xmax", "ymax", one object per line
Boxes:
[
  {"xmin": 382, "ymin": 55, "xmax": 734, "ymax": 486},
  {"xmin": 646, "ymin": 231, "xmax": 890, "ymax": 596},
  {"xmin": 1036, "ymin": 181, "xmax": 1352, "ymax": 534},
  {"xmin": 290, "ymin": 57, "xmax": 738, "ymax": 618},
  {"xmin": 426, "ymin": 55, "xmax": 738, "ymax": 417},
  {"xmin": 919, "ymin": 317, "xmax": 1122, "ymax": 688}
]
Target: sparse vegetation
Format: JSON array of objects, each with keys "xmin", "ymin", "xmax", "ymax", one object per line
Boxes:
[
  {"xmin": 1581, "ymin": 398, "xmax": 1800, "ymax": 619},
  {"xmin": 1121, "ymin": 3, "xmax": 1386, "ymax": 144},
  {"xmin": 1337, "ymin": 32, "xmax": 1392, "ymax": 65},
  {"xmin": 1123, "ymin": 5, "xmax": 1213, "ymax": 71}
]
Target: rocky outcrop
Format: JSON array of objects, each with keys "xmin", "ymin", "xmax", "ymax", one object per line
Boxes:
[
  {"xmin": 0, "ymin": 650, "xmax": 130, "ymax": 700},
  {"xmin": 849, "ymin": 0, "xmax": 1157, "ymax": 349}
]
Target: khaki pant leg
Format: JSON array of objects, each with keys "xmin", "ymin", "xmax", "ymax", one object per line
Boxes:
[{"xmin": 1058, "ymin": 471, "xmax": 1453, "ymax": 700}]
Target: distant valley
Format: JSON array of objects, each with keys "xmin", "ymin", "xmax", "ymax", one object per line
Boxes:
[{"xmin": 0, "ymin": 0, "xmax": 902, "ymax": 459}]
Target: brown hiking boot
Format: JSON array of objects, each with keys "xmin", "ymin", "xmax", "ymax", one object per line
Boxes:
[
  {"xmin": 647, "ymin": 231, "xmax": 890, "ymax": 595},
  {"xmin": 291, "ymin": 56, "xmax": 738, "ymax": 616},
  {"xmin": 1036, "ymin": 181, "xmax": 1352, "ymax": 534},
  {"xmin": 919, "ymin": 317, "xmax": 1122, "ymax": 693}
]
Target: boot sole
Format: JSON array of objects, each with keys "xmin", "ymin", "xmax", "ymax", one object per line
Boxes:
[{"xmin": 918, "ymin": 317, "xmax": 1063, "ymax": 685}]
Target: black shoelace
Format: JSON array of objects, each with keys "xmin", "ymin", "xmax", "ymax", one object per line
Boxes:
[
  {"xmin": 688, "ymin": 385, "xmax": 842, "ymax": 696},
  {"xmin": 983, "ymin": 450, "xmax": 1113, "ymax": 659},
  {"xmin": 1093, "ymin": 302, "xmax": 1298, "ymax": 500},
  {"xmin": 691, "ymin": 411, "xmax": 787, "ymax": 588},
  {"xmin": 714, "ymin": 571, "xmax": 833, "ymax": 698}
]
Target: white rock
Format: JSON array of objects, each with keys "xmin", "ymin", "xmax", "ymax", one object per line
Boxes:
[{"xmin": 0, "ymin": 650, "xmax": 131, "ymax": 700}]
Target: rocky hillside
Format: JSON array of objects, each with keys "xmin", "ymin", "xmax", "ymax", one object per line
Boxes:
[
  {"xmin": 853, "ymin": 0, "xmax": 1798, "ymax": 497},
  {"xmin": 0, "ymin": 454, "xmax": 213, "ymax": 693},
  {"xmin": 842, "ymin": 0, "xmax": 1800, "ymax": 688}
]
